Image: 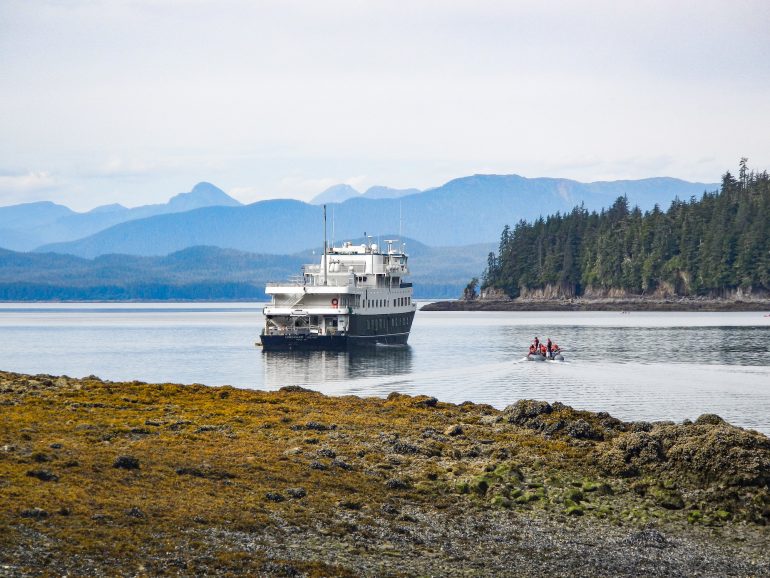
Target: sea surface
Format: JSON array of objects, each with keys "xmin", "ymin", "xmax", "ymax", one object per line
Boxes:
[{"xmin": 1, "ymin": 302, "xmax": 769, "ymax": 434}]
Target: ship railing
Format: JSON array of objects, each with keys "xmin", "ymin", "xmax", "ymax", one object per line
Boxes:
[
  {"xmin": 273, "ymin": 294, "xmax": 305, "ymax": 307},
  {"xmin": 266, "ymin": 277, "xmax": 356, "ymax": 288},
  {"xmin": 265, "ymin": 326, "xmax": 322, "ymax": 336}
]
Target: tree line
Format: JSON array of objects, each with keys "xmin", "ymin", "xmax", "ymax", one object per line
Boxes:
[{"xmin": 482, "ymin": 160, "xmax": 770, "ymax": 298}]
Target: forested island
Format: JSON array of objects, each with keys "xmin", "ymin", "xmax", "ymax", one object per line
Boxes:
[{"xmin": 428, "ymin": 161, "xmax": 770, "ymax": 312}]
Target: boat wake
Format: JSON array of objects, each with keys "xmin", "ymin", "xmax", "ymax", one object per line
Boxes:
[{"xmin": 375, "ymin": 342, "xmax": 408, "ymax": 349}]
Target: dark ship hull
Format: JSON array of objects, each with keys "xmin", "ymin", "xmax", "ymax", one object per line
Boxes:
[{"xmin": 260, "ymin": 311, "xmax": 415, "ymax": 351}]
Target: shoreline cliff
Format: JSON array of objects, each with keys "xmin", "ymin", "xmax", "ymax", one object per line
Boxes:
[{"xmin": 422, "ymin": 298, "xmax": 770, "ymax": 312}]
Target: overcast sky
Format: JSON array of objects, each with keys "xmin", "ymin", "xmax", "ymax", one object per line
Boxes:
[{"xmin": 1, "ymin": 0, "xmax": 769, "ymax": 210}]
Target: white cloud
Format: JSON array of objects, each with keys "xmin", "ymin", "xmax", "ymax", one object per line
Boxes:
[
  {"xmin": 0, "ymin": 171, "xmax": 60, "ymax": 204},
  {"xmin": 0, "ymin": 0, "xmax": 768, "ymax": 207}
]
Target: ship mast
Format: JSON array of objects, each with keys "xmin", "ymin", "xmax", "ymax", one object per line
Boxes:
[{"xmin": 323, "ymin": 204, "xmax": 328, "ymax": 286}]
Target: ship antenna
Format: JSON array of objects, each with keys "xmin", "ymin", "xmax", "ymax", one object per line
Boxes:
[
  {"xmin": 399, "ymin": 200, "xmax": 402, "ymax": 240},
  {"xmin": 323, "ymin": 204, "xmax": 328, "ymax": 286},
  {"xmin": 331, "ymin": 205, "xmax": 335, "ymax": 250}
]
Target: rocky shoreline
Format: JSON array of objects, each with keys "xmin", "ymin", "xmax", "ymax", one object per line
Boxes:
[
  {"xmin": 1, "ymin": 371, "xmax": 769, "ymax": 576},
  {"xmin": 422, "ymin": 298, "xmax": 770, "ymax": 312}
]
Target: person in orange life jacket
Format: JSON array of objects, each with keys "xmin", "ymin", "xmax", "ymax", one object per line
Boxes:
[
  {"xmin": 529, "ymin": 344, "xmax": 536, "ymax": 355},
  {"xmin": 539, "ymin": 343, "xmax": 547, "ymax": 356}
]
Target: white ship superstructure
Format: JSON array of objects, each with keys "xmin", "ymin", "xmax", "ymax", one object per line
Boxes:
[{"xmin": 259, "ymin": 239, "xmax": 416, "ymax": 350}]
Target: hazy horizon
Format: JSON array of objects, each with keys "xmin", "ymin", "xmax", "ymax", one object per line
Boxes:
[
  {"xmin": 0, "ymin": 173, "xmax": 723, "ymax": 213},
  {"xmin": 2, "ymin": 0, "xmax": 769, "ymax": 211}
]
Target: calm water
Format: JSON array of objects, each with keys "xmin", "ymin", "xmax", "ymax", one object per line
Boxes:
[{"xmin": 1, "ymin": 303, "xmax": 769, "ymax": 434}]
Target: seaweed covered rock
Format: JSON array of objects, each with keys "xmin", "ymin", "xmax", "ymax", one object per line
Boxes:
[
  {"xmin": 566, "ymin": 418, "xmax": 604, "ymax": 440},
  {"xmin": 597, "ymin": 432, "xmax": 665, "ymax": 477},
  {"xmin": 658, "ymin": 422, "xmax": 770, "ymax": 487},
  {"xmin": 598, "ymin": 422, "xmax": 770, "ymax": 483},
  {"xmin": 113, "ymin": 455, "xmax": 140, "ymax": 470},
  {"xmin": 504, "ymin": 400, "xmax": 552, "ymax": 425},
  {"xmin": 694, "ymin": 413, "xmax": 726, "ymax": 426},
  {"xmin": 504, "ymin": 400, "xmax": 609, "ymax": 440}
]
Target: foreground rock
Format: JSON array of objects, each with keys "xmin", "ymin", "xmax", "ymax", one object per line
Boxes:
[{"xmin": 1, "ymin": 371, "xmax": 769, "ymax": 576}]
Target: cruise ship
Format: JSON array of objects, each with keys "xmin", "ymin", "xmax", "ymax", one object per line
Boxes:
[{"xmin": 259, "ymin": 237, "xmax": 416, "ymax": 351}]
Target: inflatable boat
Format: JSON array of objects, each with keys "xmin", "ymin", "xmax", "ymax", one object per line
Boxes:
[{"xmin": 527, "ymin": 351, "xmax": 565, "ymax": 362}]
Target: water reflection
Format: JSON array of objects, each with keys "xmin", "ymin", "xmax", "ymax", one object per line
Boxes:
[{"xmin": 263, "ymin": 346, "xmax": 414, "ymax": 390}]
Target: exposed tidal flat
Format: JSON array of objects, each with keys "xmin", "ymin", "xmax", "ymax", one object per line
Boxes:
[{"xmin": 2, "ymin": 371, "xmax": 770, "ymax": 577}]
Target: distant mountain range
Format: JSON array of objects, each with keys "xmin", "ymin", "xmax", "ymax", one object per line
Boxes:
[
  {"xmin": 0, "ymin": 173, "xmax": 721, "ymax": 299},
  {"xmin": 0, "ymin": 239, "xmax": 494, "ymax": 300},
  {"xmin": 0, "ymin": 182, "xmax": 240, "ymax": 251},
  {"xmin": 23, "ymin": 174, "xmax": 717, "ymax": 258},
  {"xmin": 310, "ymin": 184, "xmax": 420, "ymax": 204}
]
